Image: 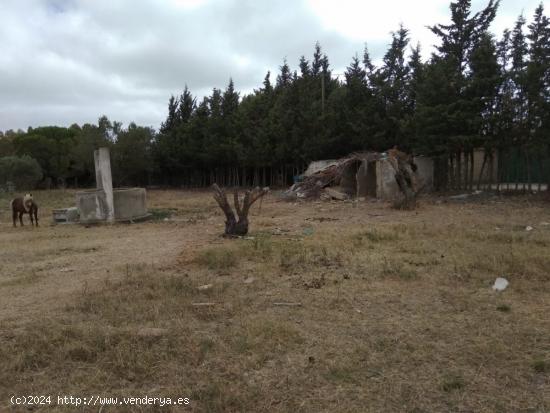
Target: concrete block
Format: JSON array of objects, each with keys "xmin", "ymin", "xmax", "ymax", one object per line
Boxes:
[
  {"xmin": 52, "ymin": 207, "xmax": 80, "ymax": 224},
  {"xmin": 376, "ymin": 159, "xmax": 401, "ymax": 200},
  {"xmin": 325, "ymin": 187, "xmax": 349, "ymax": 200},
  {"xmin": 76, "ymin": 189, "xmax": 108, "ymax": 224},
  {"xmin": 113, "ymin": 188, "xmax": 148, "ymax": 221}
]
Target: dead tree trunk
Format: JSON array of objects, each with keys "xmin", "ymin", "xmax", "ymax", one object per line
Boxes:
[
  {"xmin": 391, "ymin": 156, "xmax": 421, "ymax": 210},
  {"xmin": 212, "ymin": 184, "xmax": 269, "ymax": 236}
]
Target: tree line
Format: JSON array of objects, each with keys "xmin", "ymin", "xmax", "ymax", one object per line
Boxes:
[
  {"xmin": 0, "ymin": 118, "xmax": 154, "ymax": 190},
  {"xmin": 1, "ymin": 0, "xmax": 549, "ymax": 191}
]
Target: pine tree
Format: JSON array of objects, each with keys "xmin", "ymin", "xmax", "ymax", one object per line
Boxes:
[
  {"xmin": 494, "ymin": 29, "xmax": 515, "ymax": 153},
  {"xmin": 526, "ymin": 5, "xmax": 550, "ymax": 143},
  {"xmin": 525, "ymin": 4, "xmax": 550, "ymax": 188},
  {"xmin": 510, "ymin": 15, "xmax": 528, "ymax": 131},
  {"xmin": 372, "ymin": 25, "xmax": 411, "ymax": 149},
  {"xmin": 209, "ymin": 88, "xmax": 223, "ymax": 118},
  {"xmin": 276, "ymin": 59, "xmax": 292, "ymax": 88},
  {"xmin": 407, "ymin": 44, "xmax": 423, "ymax": 113},
  {"xmin": 176, "ymin": 86, "xmax": 195, "ymax": 125},
  {"xmin": 468, "ymin": 33, "xmax": 501, "ymax": 155},
  {"xmin": 344, "ymin": 55, "xmax": 366, "ymax": 87},
  {"xmin": 341, "ymin": 55, "xmax": 375, "ymax": 152},
  {"xmin": 363, "ymin": 43, "xmax": 375, "ymax": 77},
  {"xmin": 419, "ymin": 0, "xmax": 500, "ymax": 188},
  {"xmin": 299, "ymin": 56, "xmax": 311, "ymax": 77},
  {"xmin": 430, "ymin": 0, "xmax": 500, "ymax": 78},
  {"xmin": 222, "ymin": 78, "xmax": 240, "ymax": 118},
  {"xmin": 402, "ymin": 44, "xmax": 424, "ymax": 150},
  {"xmin": 160, "ymin": 96, "xmax": 178, "ymax": 134},
  {"xmin": 262, "ymin": 71, "xmax": 273, "ymax": 94},
  {"xmin": 312, "ymin": 42, "xmax": 323, "ymax": 76}
]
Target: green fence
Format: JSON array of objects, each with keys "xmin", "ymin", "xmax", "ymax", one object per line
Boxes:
[{"xmin": 498, "ymin": 148, "xmax": 550, "ymax": 186}]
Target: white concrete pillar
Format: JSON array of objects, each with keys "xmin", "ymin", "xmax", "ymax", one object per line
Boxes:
[{"xmin": 94, "ymin": 147, "xmax": 114, "ymax": 223}]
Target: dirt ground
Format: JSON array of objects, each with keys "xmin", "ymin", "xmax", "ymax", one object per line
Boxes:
[
  {"xmin": 0, "ymin": 189, "xmax": 549, "ymax": 412},
  {"xmin": 0, "ymin": 190, "xmax": 220, "ymax": 323}
]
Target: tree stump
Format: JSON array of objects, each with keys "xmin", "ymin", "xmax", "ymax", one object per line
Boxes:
[
  {"xmin": 212, "ymin": 184, "xmax": 269, "ymax": 236},
  {"xmin": 388, "ymin": 150, "xmax": 422, "ymax": 210}
]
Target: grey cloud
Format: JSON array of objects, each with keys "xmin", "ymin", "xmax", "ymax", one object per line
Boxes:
[
  {"xmin": 1, "ymin": 0, "xmax": 541, "ymax": 131},
  {"xmin": 0, "ymin": 0, "xmax": 369, "ymax": 130}
]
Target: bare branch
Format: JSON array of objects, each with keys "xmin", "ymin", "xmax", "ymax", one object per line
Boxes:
[
  {"xmin": 212, "ymin": 184, "xmax": 236, "ymax": 224},
  {"xmin": 233, "ymin": 189, "xmax": 243, "ymax": 218},
  {"xmin": 241, "ymin": 187, "xmax": 269, "ymax": 216}
]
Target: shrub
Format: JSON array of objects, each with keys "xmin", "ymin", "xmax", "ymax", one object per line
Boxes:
[{"xmin": 0, "ymin": 155, "xmax": 43, "ymax": 190}]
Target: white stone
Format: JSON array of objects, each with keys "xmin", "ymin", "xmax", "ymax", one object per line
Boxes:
[{"xmin": 492, "ymin": 277, "xmax": 509, "ymax": 292}]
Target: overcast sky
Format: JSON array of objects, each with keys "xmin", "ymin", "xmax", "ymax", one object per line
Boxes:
[{"xmin": 0, "ymin": 0, "xmax": 547, "ymax": 132}]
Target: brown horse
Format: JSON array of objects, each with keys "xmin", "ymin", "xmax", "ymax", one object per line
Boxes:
[{"xmin": 11, "ymin": 194, "xmax": 39, "ymax": 227}]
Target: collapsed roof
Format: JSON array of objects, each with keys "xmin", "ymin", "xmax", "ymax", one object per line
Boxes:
[{"xmin": 283, "ymin": 150, "xmax": 433, "ymax": 201}]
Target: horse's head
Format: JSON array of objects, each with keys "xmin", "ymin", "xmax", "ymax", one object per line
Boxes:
[{"xmin": 23, "ymin": 193, "xmax": 33, "ymax": 209}]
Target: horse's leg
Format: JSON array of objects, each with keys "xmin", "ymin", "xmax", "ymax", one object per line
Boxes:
[
  {"xmin": 30, "ymin": 211, "xmax": 34, "ymax": 226},
  {"xmin": 12, "ymin": 209, "xmax": 17, "ymax": 227},
  {"xmin": 34, "ymin": 208, "xmax": 39, "ymax": 227},
  {"xmin": 19, "ymin": 212, "xmax": 24, "ymax": 226}
]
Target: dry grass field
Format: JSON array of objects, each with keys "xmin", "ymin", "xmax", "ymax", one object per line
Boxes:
[{"xmin": 0, "ymin": 189, "xmax": 549, "ymax": 412}]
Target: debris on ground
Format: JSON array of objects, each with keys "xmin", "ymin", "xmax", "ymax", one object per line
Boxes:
[
  {"xmin": 496, "ymin": 304, "xmax": 511, "ymax": 312},
  {"xmin": 271, "ymin": 228, "xmax": 290, "ymax": 235},
  {"xmin": 449, "ymin": 190, "xmax": 485, "ymax": 200},
  {"xmin": 449, "ymin": 193, "xmax": 471, "ymax": 200},
  {"xmin": 325, "ymin": 187, "xmax": 350, "ymax": 201},
  {"xmin": 303, "ymin": 227, "xmax": 314, "ymax": 236},
  {"xmin": 305, "ymin": 217, "xmax": 340, "ymax": 222},
  {"xmin": 282, "ymin": 149, "xmax": 429, "ymax": 206},
  {"xmin": 492, "ymin": 277, "xmax": 509, "ymax": 292},
  {"xmin": 243, "ymin": 277, "xmax": 255, "ymax": 284},
  {"xmin": 197, "ymin": 284, "xmax": 213, "ymax": 291},
  {"xmin": 273, "ymin": 302, "xmax": 303, "ymax": 307},
  {"xmin": 136, "ymin": 327, "xmax": 169, "ymax": 338},
  {"xmin": 526, "ymin": 226, "xmax": 534, "ymax": 232},
  {"xmin": 304, "ymin": 276, "xmax": 326, "ymax": 289}
]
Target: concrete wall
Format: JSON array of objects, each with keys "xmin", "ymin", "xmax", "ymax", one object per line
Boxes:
[
  {"xmin": 376, "ymin": 159, "xmax": 401, "ymax": 200},
  {"xmin": 473, "ymin": 149, "xmax": 498, "ymax": 183},
  {"xmin": 113, "ymin": 188, "xmax": 148, "ymax": 221},
  {"xmin": 340, "ymin": 161, "xmax": 361, "ymax": 195},
  {"xmin": 76, "ymin": 189, "xmax": 108, "ymax": 224},
  {"xmin": 356, "ymin": 161, "xmax": 369, "ymax": 197},
  {"xmin": 414, "ymin": 156, "xmax": 434, "ymax": 191}
]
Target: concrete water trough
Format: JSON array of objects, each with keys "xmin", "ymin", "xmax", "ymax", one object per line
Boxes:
[
  {"xmin": 76, "ymin": 189, "xmax": 109, "ymax": 224},
  {"xmin": 70, "ymin": 148, "xmax": 149, "ymax": 225},
  {"xmin": 76, "ymin": 187, "xmax": 148, "ymax": 224},
  {"xmin": 113, "ymin": 188, "xmax": 148, "ymax": 222}
]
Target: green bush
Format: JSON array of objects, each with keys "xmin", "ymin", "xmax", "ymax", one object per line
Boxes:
[{"xmin": 0, "ymin": 155, "xmax": 43, "ymax": 190}]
